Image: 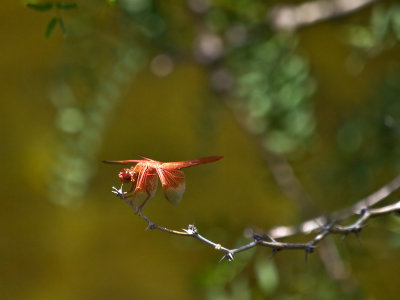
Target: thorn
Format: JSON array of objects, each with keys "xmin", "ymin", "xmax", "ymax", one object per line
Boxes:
[
  {"xmin": 305, "ymin": 244, "xmax": 315, "ymax": 254},
  {"xmin": 220, "ymin": 252, "xmax": 234, "ymax": 262},
  {"xmin": 350, "ymin": 225, "xmax": 364, "ymax": 243},
  {"xmin": 353, "ymin": 229, "xmax": 362, "ymax": 243},
  {"xmin": 355, "ymin": 233, "xmax": 361, "ymax": 243},
  {"xmin": 303, "ymin": 244, "xmax": 315, "ymax": 262},
  {"xmin": 270, "ymin": 248, "xmax": 281, "ymax": 258}
]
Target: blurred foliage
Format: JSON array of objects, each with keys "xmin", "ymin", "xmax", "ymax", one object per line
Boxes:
[
  {"xmin": 346, "ymin": 2, "xmax": 400, "ymax": 75},
  {"xmin": 228, "ymin": 34, "xmax": 316, "ymax": 153},
  {"xmin": 45, "ymin": 2, "xmax": 147, "ymax": 206},
  {"xmin": 4, "ymin": 0, "xmax": 400, "ymax": 299},
  {"xmin": 388, "ymin": 215, "xmax": 400, "ymax": 249},
  {"xmin": 27, "ymin": 2, "xmax": 77, "ymax": 37},
  {"xmin": 332, "ymin": 75, "xmax": 400, "ymax": 192},
  {"xmin": 48, "ymin": 45, "xmax": 144, "ymax": 206},
  {"xmin": 29, "ymin": 0, "xmax": 317, "ymax": 205},
  {"xmin": 348, "ymin": 3, "xmax": 400, "ymax": 56}
]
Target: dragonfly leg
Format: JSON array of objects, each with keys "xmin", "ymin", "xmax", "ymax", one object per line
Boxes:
[
  {"xmin": 127, "ymin": 182, "xmax": 135, "ymax": 193},
  {"xmin": 122, "ymin": 183, "xmax": 135, "ymax": 199},
  {"xmin": 136, "ymin": 191, "xmax": 152, "ymax": 212}
]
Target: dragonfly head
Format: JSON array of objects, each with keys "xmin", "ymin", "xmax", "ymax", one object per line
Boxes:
[{"xmin": 118, "ymin": 168, "xmax": 134, "ymax": 183}]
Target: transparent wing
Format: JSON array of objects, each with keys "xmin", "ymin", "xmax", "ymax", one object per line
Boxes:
[
  {"xmin": 103, "ymin": 160, "xmax": 143, "ymax": 165},
  {"xmin": 156, "ymin": 166, "xmax": 186, "ymax": 205},
  {"xmin": 161, "ymin": 156, "xmax": 223, "ymax": 170}
]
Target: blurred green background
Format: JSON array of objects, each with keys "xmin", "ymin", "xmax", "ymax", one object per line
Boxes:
[{"xmin": 2, "ymin": 0, "xmax": 400, "ymax": 299}]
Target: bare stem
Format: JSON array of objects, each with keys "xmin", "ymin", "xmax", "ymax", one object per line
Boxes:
[
  {"xmin": 110, "ymin": 174, "xmax": 400, "ymax": 261},
  {"xmin": 269, "ymin": 173, "xmax": 400, "ymax": 239}
]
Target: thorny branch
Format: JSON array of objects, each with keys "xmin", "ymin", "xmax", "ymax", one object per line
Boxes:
[
  {"xmin": 111, "ymin": 174, "xmax": 400, "ymax": 262},
  {"xmin": 269, "ymin": 173, "xmax": 400, "ymax": 239}
]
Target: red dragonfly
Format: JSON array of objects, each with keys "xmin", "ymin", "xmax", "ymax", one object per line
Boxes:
[{"xmin": 103, "ymin": 156, "xmax": 223, "ymax": 211}]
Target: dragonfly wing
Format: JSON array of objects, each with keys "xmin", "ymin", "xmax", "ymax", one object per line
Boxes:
[
  {"xmin": 161, "ymin": 156, "xmax": 223, "ymax": 170},
  {"xmin": 103, "ymin": 160, "xmax": 143, "ymax": 165},
  {"xmin": 132, "ymin": 164, "xmax": 158, "ymax": 209},
  {"xmin": 156, "ymin": 166, "xmax": 186, "ymax": 205},
  {"xmin": 138, "ymin": 155, "xmax": 159, "ymax": 162}
]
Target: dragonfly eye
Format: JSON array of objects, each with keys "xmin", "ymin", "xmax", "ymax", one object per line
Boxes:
[{"xmin": 118, "ymin": 168, "xmax": 132, "ymax": 183}]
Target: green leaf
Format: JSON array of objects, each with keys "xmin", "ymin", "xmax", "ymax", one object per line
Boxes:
[
  {"xmin": 56, "ymin": 2, "xmax": 78, "ymax": 10},
  {"xmin": 27, "ymin": 3, "xmax": 53, "ymax": 11},
  {"xmin": 45, "ymin": 17, "xmax": 59, "ymax": 38},
  {"xmin": 58, "ymin": 17, "xmax": 66, "ymax": 35}
]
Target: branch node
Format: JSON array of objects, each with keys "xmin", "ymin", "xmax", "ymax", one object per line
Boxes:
[
  {"xmin": 183, "ymin": 224, "xmax": 198, "ymax": 235},
  {"xmin": 111, "ymin": 185, "xmax": 126, "ymax": 199},
  {"xmin": 253, "ymin": 233, "xmax": 263, "ymax": 242},
  {"xmin": 351, "ymin": 225, "xmax": 364, "ymax": 233},
  {"xmin": 350, "ymin": 224, "xmax": 365, "ymax": 242},
  {"xmin": 146, "ymin": 222, "xmax": 157, "ymax": 230},
  {"xmin": 358, "ymin": 207, "xmax": 369, "ymax": 216},
  {"xmin": 253, "ymin": 233, "xmax": 276, "ymax": 243},
  {"xmin": 305, "ymin": 244, "xmax": 316, "ymax": 254},
  {"xmin": 323, "ymin": 222, "xmax": 335, "ymax": 232}
]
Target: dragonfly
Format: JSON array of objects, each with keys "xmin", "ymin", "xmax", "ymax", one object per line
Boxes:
[{"xmin": 103, "ymin": 156, "xmax": 223, "ymax": 211}]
